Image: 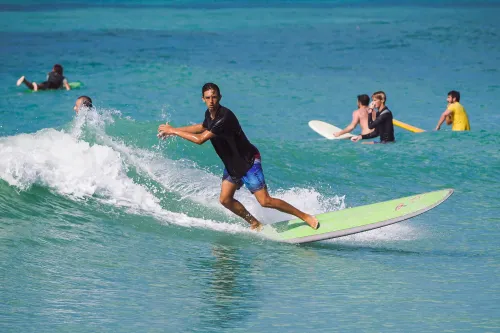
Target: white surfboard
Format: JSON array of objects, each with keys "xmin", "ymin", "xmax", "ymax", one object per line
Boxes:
[{"xmin": 308, "ymin": 120, "xmax": 354, "ymax": 140}]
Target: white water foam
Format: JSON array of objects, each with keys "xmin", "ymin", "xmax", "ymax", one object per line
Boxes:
[
  {"xmin": 0, "ymin": 107, "xmax": 349, "ymax": 239},
  {"xmin": 70, "ymin": 108, "xmax": 348, "ymax": 226}
]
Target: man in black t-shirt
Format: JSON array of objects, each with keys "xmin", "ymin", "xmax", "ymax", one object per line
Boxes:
[{"xmin": 158, "ymin": 83, "xmax": 319, "ymax": 231}]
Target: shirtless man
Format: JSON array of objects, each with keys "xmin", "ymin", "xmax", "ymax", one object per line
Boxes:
[{"xmin": 333, "ymin": 94, "xmax": 374, "ymax": 138}]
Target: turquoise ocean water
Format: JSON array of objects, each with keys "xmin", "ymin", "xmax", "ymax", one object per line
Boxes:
[{"xmin": 1, "ymin": 1, "xmax": 499, "ymax": 332}]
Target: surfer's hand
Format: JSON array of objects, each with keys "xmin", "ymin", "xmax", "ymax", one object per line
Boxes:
[
  {"xmin": 351, "ymin": 135, "xmax": 361, "ymax": 142},
  {"xmin": 333, "ymin": 132, "xmax": 340, "ymax": 137},
  {"xmin": 158, "ymin": 123, "xmax": 174, "ymax": 134},
  {"xmin": 158, "ymin": 123, "xmax": 175, "ymax": 139},
  {"xmin": 369, "ymin": 101, "xmax": 376, "ymax": 110},
  {"xmin": 157, "ymin": 131, "xmax": 170, "ymax": 139}
]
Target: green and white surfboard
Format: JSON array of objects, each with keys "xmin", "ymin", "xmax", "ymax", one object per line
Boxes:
[{"xmin": 261, "ymin": 189, "xmax": 453, "ymax": 244}]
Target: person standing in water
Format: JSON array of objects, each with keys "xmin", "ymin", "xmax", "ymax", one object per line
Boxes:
[
  {"xmin": 435, "ymin": 90, "xmax": 470, "ymax": 131},
  {"xmin": 157, "ymin": 83, "xmax": 319, "ymax": 231},
  {"xmin": 351, "ymin": 91, "xmax": 395, "ymax": 144},
  {"xmin": 333, "ymin": 94, "xmax": 375, "ymax": 138},
  {"xmin": 17, "ymin": 64, "xmax": 71, "ymax": 91}
]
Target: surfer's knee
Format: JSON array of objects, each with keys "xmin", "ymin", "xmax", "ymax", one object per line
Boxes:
[
  {"xmin": 257, "ymin": 196, "xmax": 274, "ymax": 208},
  {"xmin": 219, "ymin": 196, "xmax": 234, "ymax": 208}
]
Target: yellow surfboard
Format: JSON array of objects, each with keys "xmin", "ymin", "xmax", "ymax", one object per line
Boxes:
[{"xmin": 393, "ymin": 119, "xmax": 425, "ymax": 133}]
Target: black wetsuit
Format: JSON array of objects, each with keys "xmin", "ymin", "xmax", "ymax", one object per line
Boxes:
[
  {"xmin": 361, "ymin": 106, "xmax": 395, "ymax": 142},
  {"xmin": 202, "ymin": 106, "xmax": 258, "ymax": 178},
  {"xmin": 39, "ymin": 71, "xmax": 65, "ymax": 90}
]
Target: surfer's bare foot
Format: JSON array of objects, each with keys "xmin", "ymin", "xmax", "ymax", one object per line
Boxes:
[
  {"xmin": 33, "ymin": 82, "xmax": 38, "ymax": 91},
  {"xmin": 16, "ymin": 76, "xmax": 25, "ymax": 86},
  {"xmin": 304, "ymin": 215, "xmax": 319, "ymax": 230},
  {"xmin": 250, "ymin": 222, "xmax": 263, "ymax": 231}
]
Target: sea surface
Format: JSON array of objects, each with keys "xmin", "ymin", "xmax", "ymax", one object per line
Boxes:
[{"xmin": 1, "ymin": 1, "xmax": 499, "ymax": 332}]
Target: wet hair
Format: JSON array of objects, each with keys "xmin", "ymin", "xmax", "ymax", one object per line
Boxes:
[
  {"xmin": 78, "ymin": 96, "xmax": 93, "ymax": 108},
  {"xmin": 357, "ymin": 94, "xmax": 370, "ymax": 106},
  {"xmin": 448, "ymin": 90, "xmax": 460, "ymax": 102},
  {"xmin": 53, "ymin": 64, "xmax": 63, "ymax": 75},
  {"xmin": 202, "ymin": 82, "xmax": 220, "ymax": 96},
  {"xmin": 372, "ymin": 91, "xmax": 387, "ymax": 102}
]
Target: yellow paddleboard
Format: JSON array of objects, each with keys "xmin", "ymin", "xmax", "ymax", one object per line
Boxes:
[{"xmin": 393, "ymin": 119, "xmax": 425, "ymax": 133}]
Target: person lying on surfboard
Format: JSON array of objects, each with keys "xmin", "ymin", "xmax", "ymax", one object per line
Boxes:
[
  {"xmin": 157, "ymin": 82, "xmax": 319, "ymax": 231},
  {"xmin": 351, "ymin": 91, "xmax": 395, "ymax": 144},
  {"xmin": 435, "ymin": 90, "xmax": 470, "ymax": 131},
  {"xmin": 16, "ymin": 64, "xmax": 71, "ymax": 91},
  {"xmin": 333, "ymin": 94, "xmax": 375, "ymax": 138},
  {"xmin": 73, "ymin": 96, "xmax": 93, "ymax": 114}
]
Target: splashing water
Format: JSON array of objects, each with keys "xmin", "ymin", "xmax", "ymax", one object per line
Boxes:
[{"xmin": 0, "ymin": 107, "xmax": 349, "ymax": 237}]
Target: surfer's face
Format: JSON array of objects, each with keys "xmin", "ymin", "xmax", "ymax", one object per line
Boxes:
[
  {"xmin": 202, "ymin": 89, "xmax": 221, "ymax": 112},
  {"xmin": 447, "ymin": 95, "xmax": 454, "ymax": 104},
  {"xmin": 371, "ymin": 99, "xmax": 382, "ymax": 109}
]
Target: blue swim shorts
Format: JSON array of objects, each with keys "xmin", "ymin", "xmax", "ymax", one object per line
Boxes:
[{"xmin": 222, "ymin": 158, "xmax": 267, "ymax": 194}]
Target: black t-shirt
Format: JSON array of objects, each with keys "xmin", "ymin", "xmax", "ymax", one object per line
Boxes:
[
  {"xmin": 202, "ymin": 106, "xmax": 258, "ymax": 178},
  {"xmin": 361, "ymin": 106, "xmax": 395, "ymax": 142}
]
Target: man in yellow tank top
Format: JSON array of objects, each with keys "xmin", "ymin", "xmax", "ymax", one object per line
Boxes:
[{"xmin": 435, "ymin": 90, "xmax": 470, "ymax": 131}]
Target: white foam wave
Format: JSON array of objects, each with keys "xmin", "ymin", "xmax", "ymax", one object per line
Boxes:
[
  {"xmin": 1, "ymin": 107, "xmax": 412, "ymax": 243},
  {"xmin": 72, "ymin": 109, "xmax": 347, "ymax": 225},
  {"xmin": 0, "ymin": 126, "xmax": 252, "ymax": 234}
]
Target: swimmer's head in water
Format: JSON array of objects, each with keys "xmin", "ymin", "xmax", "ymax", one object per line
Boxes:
[{"xmin": 74, "ymin": 96, "xmax": 93, "ymax": 113}]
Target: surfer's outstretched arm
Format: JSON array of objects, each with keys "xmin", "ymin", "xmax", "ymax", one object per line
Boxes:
[
  {"xmin": 335, "ymin": 111, "xmax": 359, "ymax": 137},
  {"xmin": 175, "ymin": 123, "xmax": 205, "ymax": 134},
  {"xmin": 158, "ymin": 123, "xmax": 205, "ymax": 138},
  {"xmin": 158, "ymin": 123, "xmax": 215, "ymax": 145}
]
